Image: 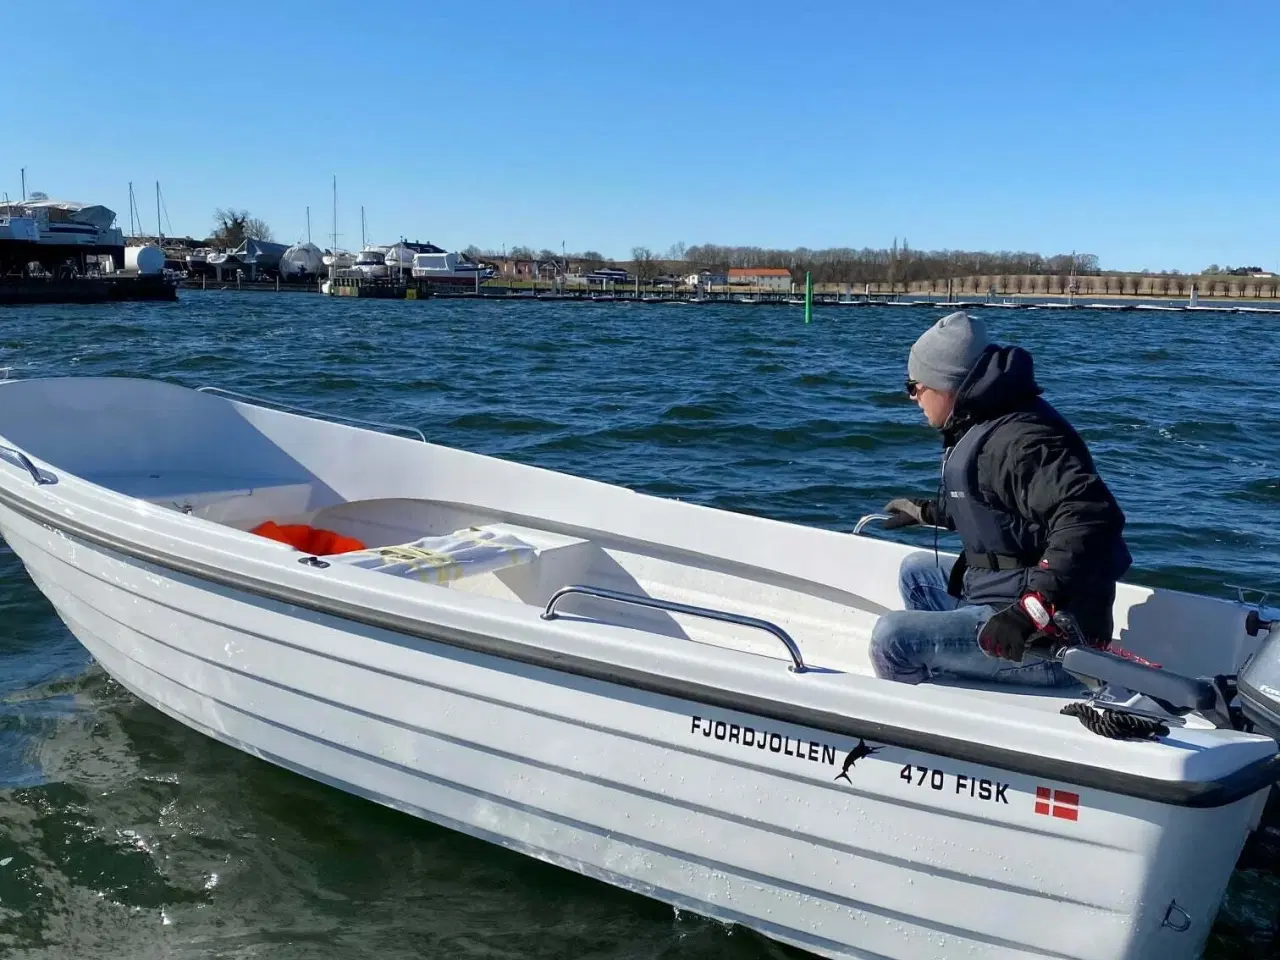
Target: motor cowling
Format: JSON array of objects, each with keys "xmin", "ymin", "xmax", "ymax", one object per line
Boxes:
[{"xmin": 1238, "ymin": 615, "xmax": 1280, "ymax": 741}]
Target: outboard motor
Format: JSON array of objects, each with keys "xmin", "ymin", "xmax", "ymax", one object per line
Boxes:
[
  {"xmin": 1060, "ymin": 605, "xmax": 1280, "ymax": 879},
  {"xmin": 1237, "ymin": 610, "xmax": 1280, "ymax": 739},
  {"xmin": 1037, "ymin": 604, "xmax": 1280, "ymax": 741},
  {"xmin": 1230, "ymin": 610, "xmax": 1280, "ymax": 873}
]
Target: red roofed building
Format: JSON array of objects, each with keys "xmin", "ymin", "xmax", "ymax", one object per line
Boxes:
[{"xmin": 727, "ymin": 267, "xmax": 793, "ymax": 291}]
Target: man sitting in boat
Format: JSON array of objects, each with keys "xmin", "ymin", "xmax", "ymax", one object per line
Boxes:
[{"xmin": 870, "ymin": 311, "xmax": 1132, "ymax": 686}]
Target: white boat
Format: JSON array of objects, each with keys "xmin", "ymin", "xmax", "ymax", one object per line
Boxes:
[
  {"xmin": 321, "ymin": 251, "xmax": 356, "ymax": 270},
  {"xmin": 205, "ymin": 239, "xmax": 289, "ymax": 281},
  {"xmin": 353, "ymin": 245, "xmax": 392, "ymax": 279},
  {"xmin": 0, "ymin": 199, "xmax": 125, "ymax": 274},
  {"xmin": 185, "ymin": 247, "xmax": 213, "ymax": 272},
  {"xmin": 0, "ymin": 376, "xmax": 1278, "ymax": 960},
  {"xmin": 280, "ymin": 242, "xmax": 326, "ymax": 279},
  {"xmin": 409, "ymin": 250, "xmax": 494, "ymax": 288},
  {"xmin": 5, "ymin": 199, "xmax": 124, "ymax": 249},
  {"xmin": 383, "ymin": 242, "xmax": 417, "ymax": 273}
]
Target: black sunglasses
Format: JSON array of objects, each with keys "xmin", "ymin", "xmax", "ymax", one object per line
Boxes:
[{"xmin": 905, "ymin": 378, "xmax": 922, "ymax": 398}]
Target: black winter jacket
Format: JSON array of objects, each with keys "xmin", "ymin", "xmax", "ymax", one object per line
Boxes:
[{"xmin": 922, "ymin": 345, "xmax": 1131, "ymax": 640}]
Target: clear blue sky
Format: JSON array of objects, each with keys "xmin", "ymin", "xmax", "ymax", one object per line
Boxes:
[{"xmin": 4, "ymin": 1, "xmax": 1277, "ymax": 271}]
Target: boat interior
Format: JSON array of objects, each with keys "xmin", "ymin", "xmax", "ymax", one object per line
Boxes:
[
  {"xmin": 169, "ymin": 487, "xmax": 895, "ymax": 680},
  {"xmin": 0, "ymin": 377, "xmax": 1268, "ymax": 703}
]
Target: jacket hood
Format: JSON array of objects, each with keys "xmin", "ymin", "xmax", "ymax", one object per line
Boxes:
[{"xmin": 944, "ymin": 345, "xmax": 1042, "ymax": 434}]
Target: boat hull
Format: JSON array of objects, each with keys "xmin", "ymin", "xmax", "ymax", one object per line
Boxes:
[{"xmin": 0, "ymin": 498, "xmax": 1265, "ymax": 960}]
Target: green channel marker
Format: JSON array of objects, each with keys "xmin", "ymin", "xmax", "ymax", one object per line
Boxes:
[{"xmin": 804, "ymin": 271, "xmax": 813, "ymax": 324}]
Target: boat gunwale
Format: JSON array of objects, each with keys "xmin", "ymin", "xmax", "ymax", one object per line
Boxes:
[{"xmin": 1, "ymin": 473, "xmax": 1277, "ymax": 810}]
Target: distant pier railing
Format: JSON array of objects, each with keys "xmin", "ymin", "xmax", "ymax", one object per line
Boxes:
[{"xmin": 177, "ymin": 272, "xmax": 1280, "ymax": 307}]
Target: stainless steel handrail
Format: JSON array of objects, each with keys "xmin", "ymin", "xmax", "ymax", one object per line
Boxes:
[
  {"xmin": 853, "ymin": 513, "xmax": 893, "ymax": 534},
  {"xmin": 196, "ymin": 385, "xmax": 427, "ymax": 442},
  {"xmin": 853, "ymin": 512, "xmax": 951, "ymax": 535},
  {"xmin": 540, "ymin": 583, "xmax": 808, "ymax": 673},
  {"xmin": 0, "ymin": 444, "xmax": 53, "ymax": 485}
]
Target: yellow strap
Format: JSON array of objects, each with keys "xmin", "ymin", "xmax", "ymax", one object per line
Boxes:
[
  {"xmin": 353, "ymin": 530, "xmax": 532, "ymax": 584},
  {"xmin": 375, "ymin": 545, "xmax": 454, "ymax": 568}
]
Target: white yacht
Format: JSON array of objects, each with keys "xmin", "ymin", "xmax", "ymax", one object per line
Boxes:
[
  {"xmin": 353, "ymin": 245, "xmax": 392, "ymax": 279},
  {"xmin": 410, "ymin": 250, "xmax": 494, "ymax": 287},
  {"xmin": 0, "ymin": 199, "xmax": 125, "ymax": 273},
  {"xmin": 321, "ymin": 251, "xmax": 356, "ymax": 270}
]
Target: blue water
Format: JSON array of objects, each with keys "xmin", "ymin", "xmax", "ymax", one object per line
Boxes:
[{"xmin": 0, "ymin": 291, "xmax": 1278, "ymax": 957}]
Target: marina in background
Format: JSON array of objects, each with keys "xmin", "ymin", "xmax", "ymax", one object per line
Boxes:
[{"xmin": 4, "ymin": 174, "xmax": 1280, "ymax": 312}]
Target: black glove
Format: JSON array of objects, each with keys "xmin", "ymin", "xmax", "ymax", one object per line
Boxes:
[
  {"xmin": 881, "ymin": 497, "xmax": 932, "ymax": 530},
  {"xmin": 979, "ymin": 592, "xmax": 1077, "ymax": 663},
  {"xmin": 977, "ymin": 604, "xmax": 1038, "ymax": 662}
]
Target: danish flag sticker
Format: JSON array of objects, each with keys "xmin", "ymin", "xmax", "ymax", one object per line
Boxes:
[{"xmin": 1035, "ymin": 786, "xmax": 1079, "ymax": 821}]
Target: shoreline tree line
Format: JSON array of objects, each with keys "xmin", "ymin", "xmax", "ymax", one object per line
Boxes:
[
  {"xmin": 202, "ymin": 211, "xmax": 1262, "ymax": 281},
  {"xmin": 458, "ymin": 239, "xmax": 1263, "ymax": 282}
]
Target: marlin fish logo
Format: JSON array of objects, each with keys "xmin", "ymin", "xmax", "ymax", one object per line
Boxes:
[{"xmin": 834, "ymin": 739, "xmax": 881, "ymax": 783}]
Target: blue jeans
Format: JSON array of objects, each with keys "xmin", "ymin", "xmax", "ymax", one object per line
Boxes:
[{"xmin": 869, "ymin": 552, "xmax": 1078, "ymax": 687}]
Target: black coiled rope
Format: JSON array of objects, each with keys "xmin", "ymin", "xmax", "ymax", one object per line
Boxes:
[{"xmin": 1061, "ymin": 701, "xmax": 1169, "ymax": 740}]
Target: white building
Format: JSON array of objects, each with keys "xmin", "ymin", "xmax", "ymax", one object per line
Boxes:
[{"xmin": 727, "ymin": 267, "xmax": 792, "ymax": 291}]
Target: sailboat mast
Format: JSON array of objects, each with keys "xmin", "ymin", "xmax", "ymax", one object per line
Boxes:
[
  {"xmin": 155, "ymin": 181, "xmax": 162, "ymax": 240},
  {"xmin": 361, "ymin": 206, "xmax": 366, "ymax": 250},
  {"xmin": 306, "ymin": 206, "xmax": 311, "ymax": 243},
  {"xmin": 331, "ymin": 175, "xmax": 338, "ymax": 251}
]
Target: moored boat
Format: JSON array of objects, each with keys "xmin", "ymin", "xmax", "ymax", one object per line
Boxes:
[
  {"xmin": 353, "ymin": 245, "xmax": 392, "ymax": 278},
  {"xmin": 0, "ymin": 199, "xmax": 125, "ymax": 275},
  {"xmin": 280, "ymin": 242, "xmax": 326, "ymax": 279},
  {"xmin": 409, "ymin": 250, "xmax": 493, "ymax": 287},
  {"xmin": 0, "ymin": 376, "xmax": 1277, "ymax": 960}
]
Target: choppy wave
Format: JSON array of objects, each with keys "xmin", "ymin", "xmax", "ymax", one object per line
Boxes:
[{"xmin": 446, "ymin": 411, "xmax": 566, "ymax": 434}]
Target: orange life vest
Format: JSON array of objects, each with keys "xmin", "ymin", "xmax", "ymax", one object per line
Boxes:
[{"xmin": 250, "ymin": 521, "xmax": 366, "ymax": 556}]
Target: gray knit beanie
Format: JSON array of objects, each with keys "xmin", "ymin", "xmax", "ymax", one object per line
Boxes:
[{"xmin": 907, "ymin": 311, "xmax": 990, "ymax": 392}]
